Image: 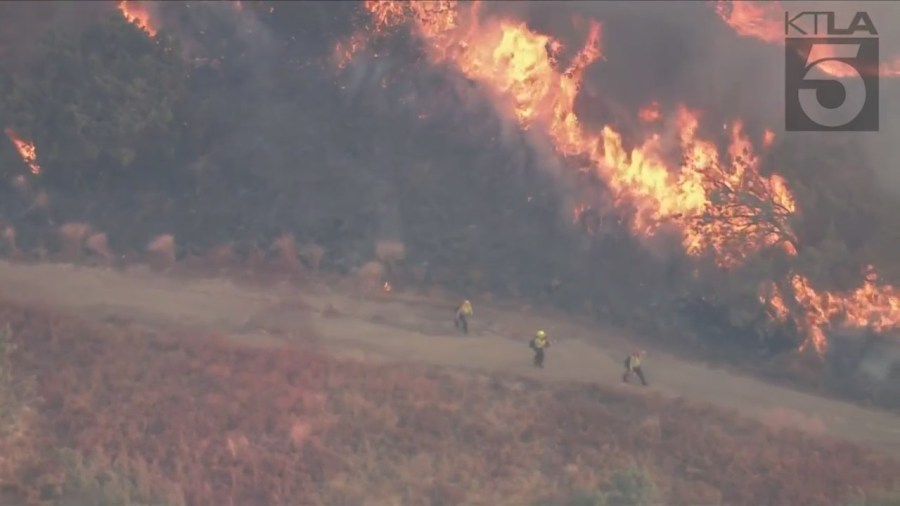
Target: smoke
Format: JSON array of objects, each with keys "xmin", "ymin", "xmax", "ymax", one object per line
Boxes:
[
  {"xmin": 768, "ymin": 1, "xmax": 900, "ymax": 196},
  {"xmin": 4, "ymin": 2, "xmax": 897, "ymax": 298},
  {"xmin": 480, "ymin": 2, "xmax": 782, "ymax": 139},
  {"xmin": 481, "ymin": 1, "xmax": 900, "ymax": 200}
]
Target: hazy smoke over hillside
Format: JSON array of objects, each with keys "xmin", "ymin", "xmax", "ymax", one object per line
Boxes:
[{"xmin": 2, "ymin": 1, "xmax": 900, "ymax": 370}]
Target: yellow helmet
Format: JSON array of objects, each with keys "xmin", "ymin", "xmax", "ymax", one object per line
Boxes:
[{"xmin": 536, "ymin": 330, "xmax": 546, "ymax": 339}]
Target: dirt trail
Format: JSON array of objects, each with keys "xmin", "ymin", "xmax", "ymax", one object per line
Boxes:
[{"xmin": 2, "ymin": 259, "xmax": 900, "ymax": 456}]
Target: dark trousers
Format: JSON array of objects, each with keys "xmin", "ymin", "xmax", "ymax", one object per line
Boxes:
[
  {"xmin": 623, "ymin": 366, "xmax": 647, "ymax": 386},
  {"xmin": 533, "ymin": 348, "xmax": 545, "ymax": 368},
  {"xmin": 455, "ymin": 314, "xmax": 468, "ymax": 334}
]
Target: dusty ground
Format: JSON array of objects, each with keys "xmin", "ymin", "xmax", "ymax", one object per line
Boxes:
[{"xmin": 1, "ymin": 259, "xmax": 899, "ymax": 457}]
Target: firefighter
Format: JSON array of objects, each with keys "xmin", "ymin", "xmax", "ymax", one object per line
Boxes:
[
  {"xmin": 455, "ymin": 299, "xmax": 474, "ymax": 335},
  {"xmin": 530, "ymin": 330, "xmax": 551, "ymax": 368},
  {"xmin": 622, "ymin": 349, "xmax": 648, "ymax": 386}
]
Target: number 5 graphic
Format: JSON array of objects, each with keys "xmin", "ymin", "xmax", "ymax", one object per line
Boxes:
[{"xmin": 797, "ymin": 43, "xmax": 868, "ymax": 128}]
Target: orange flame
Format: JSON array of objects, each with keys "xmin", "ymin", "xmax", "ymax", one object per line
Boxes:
[
  {"xmin": 334, "ymin": 32, "xmax": 368, "ymax": 70},
  {"xmin": 713, "ymin": 1, "xmax": 900, "ymax": 78},
  {"xmin": 4, "ymin": 128, "xmax": 41, "ymax": 175},
  {"xmin": 712, "ymin": 0, "xmax": 782, "ymax": 44},
  {"xmin": 355, "ymin": 2, "xmax": 897, "ymax": 355},
  {"xmin": 762, "ymin": 129, "xmax": 775, "ymax": 148},
  {"xmin": 763, "ymin": 266, "xmax": 900, "ymax": 354},
  {"xmin": 118, "ymin": 1, "xmax": 157, "ymax": 37},
  {"xmin": 383, "ymin": 281, "xmax": 393, "ymax": 292},
  {"xmin": 361, "ymin": 1, "xmax": 795, "ymax": 268},
  {"xmin": 573, "ymin": 204, "xmax": 589, "ymax": 225},
  {"xmin": 638, "ymin": 101, "xmax": 661, "ymax": 123}
]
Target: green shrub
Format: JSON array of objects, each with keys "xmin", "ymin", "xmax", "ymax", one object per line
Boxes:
[{"xmin": 606, "ymin": 465, "xmax": 659, "ymax": 506}]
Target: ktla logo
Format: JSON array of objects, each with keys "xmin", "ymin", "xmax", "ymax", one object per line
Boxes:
[{"xmin": 784, "ymin": 11, "xmax": 879, "ymax": 132}]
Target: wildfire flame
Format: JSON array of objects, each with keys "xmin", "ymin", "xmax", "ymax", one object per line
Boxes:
[
  {"xmin": 638, "ymin": 101, "xmax": 661, "ymax": 123},
  {"xmin": 713, "ymin": 0, "xmax": 900, "ymax": 78},
  {"xmin": 383, "ymin": 281, "xmax": 393, "ymax": 292},
  {"xmin": 334, "ymin": 32, "xmax": 368, "ymax": 70},
  {"xmin": 4, "ymin": 128, "xmax": 41, "ymax": 175},
  {"xmin": 351, "ymin": 1, "xmax": 898, "ymax": 354},
  {"xmin": 361, "ymin": 0, "xmax": 796, "ymax": 269},
  {"xmin": 763, "ymin": 266, "xmax": 900, "ymax": 354},
  {"xmin": 762, "ymin": 129, "xmax": 775, "ymax": 148},
  {"xmin": 118, "ymin": 1, "xmax": 157, "ymax": 37}
]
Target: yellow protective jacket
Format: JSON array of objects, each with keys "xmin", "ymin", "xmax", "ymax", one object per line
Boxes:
[
  {"xmin": 457, "ymin": 301, "xmax": 473, "ymax": 317},
  {"xmin": 626, "ymin": 354, "xmax": 641, "ymax": 370},
  {"xmin": 531, "ymin": 336, "xmax": 550, "ymax": 349}
]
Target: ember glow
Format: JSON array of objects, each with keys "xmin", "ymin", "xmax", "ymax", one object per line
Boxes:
[
  {"xmin": 350, "ymin": 1, "xmax": 899, "ymax": 353},
  {"xmin": 762, "ymin": 129, "xmax": 775, "ymax": 148},
  {"xmin": 638, "ymin": 102, "xmax": 661, "ymax": 123},
  {"xmin": 713, "ymin": 0, "xmax": 900, "ymax": 78},
  {"xmin": 334, "ymin": 32, "xmax": 368, "ymax": 70},
  {"xmin": 118, "ymin": 0, "xmax": 157, "ymax": 37},
  {"xmin": 4, "ymin": 128, "xmax": 41, "ymax": 175}
]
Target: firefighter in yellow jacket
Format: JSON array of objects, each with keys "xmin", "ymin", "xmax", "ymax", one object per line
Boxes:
[
  {"xmin": 455, "ymin": 299, "xmax": 474, "ymax": 335},
  {"xmin": 623, "ymin": 349, "xmax": 648, "ymax": 386},
  {"xmin": 530, "ymin": 330, "xmax": 551, "ymax": 368}
]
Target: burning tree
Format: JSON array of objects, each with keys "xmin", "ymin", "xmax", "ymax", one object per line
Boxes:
[{"xmin": 347, "ymin": 0, "xmax": 900, "ymax": 356}]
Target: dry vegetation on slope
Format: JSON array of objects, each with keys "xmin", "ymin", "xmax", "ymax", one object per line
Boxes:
[
  {"xmin": 3, "ymin": 2, "xmax": 900, "ymax": 414},
  {"xmin": 0, "ymin": 299, "xmax": 898, "ymax": 506}
]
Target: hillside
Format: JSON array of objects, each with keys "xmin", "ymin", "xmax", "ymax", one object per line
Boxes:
[
  {"xmin": 1, "ymin": 2, "xmax": 899, "ymax": 374},
  {"xmin": 1, "ymin": 294, "xmax": 899, "ymax": 506}
]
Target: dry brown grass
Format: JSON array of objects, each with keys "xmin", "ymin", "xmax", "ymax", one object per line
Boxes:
[
  {"xmin": 0, "ymin": 300, "xmax": 898, "ymax": 506},
  {"xmin": 761, "ymin": 407, "xmax": 828, "ymax": 435}
]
